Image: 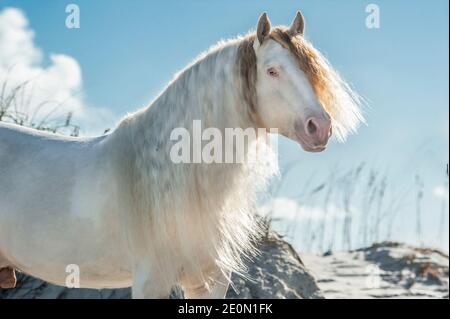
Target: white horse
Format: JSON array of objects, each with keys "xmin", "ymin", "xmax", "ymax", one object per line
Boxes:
[{"xmin": 0, "ymin": 12, "xmax": 363, "ymax": 298}]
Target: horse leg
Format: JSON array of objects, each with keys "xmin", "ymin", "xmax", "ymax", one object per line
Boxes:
[
  {"xmin": 131, "ymin": 262, "xmax": 174, "ymax": 299},
  {"xmin": 182, "ymin": 269, "xmax": 231, "ymax": 299},
  {"xmin": 0, "ymin": 267, "xmax": 17, "ymax": 289}
]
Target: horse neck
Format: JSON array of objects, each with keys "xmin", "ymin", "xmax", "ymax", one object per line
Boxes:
[
  {"xmin": 115, "ymin": 39, "xmax": 261, "ymax": 173},
  {"xmin": 110, "ymin": 39, "xmax": 268, "ymax": 209},
  {"xmin": 142, "ymin": 41, "xmax": 253, "ymax": 134},
  {"xmin": 106, "ymin": 41, "xmax": 276, "ymax": 271}
]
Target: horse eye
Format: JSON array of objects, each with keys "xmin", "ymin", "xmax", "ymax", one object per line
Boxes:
[{"xmin": 267, "ymin": 67, "xmax": 279, "ymax": 78}]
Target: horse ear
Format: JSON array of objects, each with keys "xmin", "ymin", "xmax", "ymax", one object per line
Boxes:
[
  {"xmin": 288, "ymin": 11, "xmax": 305, "ymax": 37},
  {"xmin": 256, "ymin": 12, "xmax": 271, "ymax": 45}
]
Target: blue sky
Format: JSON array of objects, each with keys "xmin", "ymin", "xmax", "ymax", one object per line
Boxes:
[{"xmin": 1, "ymin": 0, "xmax": 448, "ymax": 252}]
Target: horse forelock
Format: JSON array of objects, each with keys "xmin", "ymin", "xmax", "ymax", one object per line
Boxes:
[{"xmin": 236, "ymin": 35, "xmax": 267, "ymax": 129}]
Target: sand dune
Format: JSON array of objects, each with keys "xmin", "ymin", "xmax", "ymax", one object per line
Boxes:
[{"xmin": 303, "ymin": 242, "xmax": 449, "ymax": 299}]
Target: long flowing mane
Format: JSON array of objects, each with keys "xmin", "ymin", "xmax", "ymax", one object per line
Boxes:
[
  {"xmin": 114, "ymin": 26, "xmax": 364, "ymax": 289},
  {"xmin": 115, "ymin": 33, "xmax": 278, "ymax": 289}
]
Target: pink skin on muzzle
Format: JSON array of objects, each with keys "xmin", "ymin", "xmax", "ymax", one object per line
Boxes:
[{"xmin": 294, "ymin": 113, "xmax": 332, "ymax": 152}]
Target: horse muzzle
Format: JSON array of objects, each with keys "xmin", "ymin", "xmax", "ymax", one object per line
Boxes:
[{"xmin": 294, "ymin": 115, "xmax": 332, "ymax": 153}]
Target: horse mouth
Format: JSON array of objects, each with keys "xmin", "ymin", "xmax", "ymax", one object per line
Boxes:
[
  {"xmin": 301, "ymin": 144, "xmax": 326, "ymax": 152},
  {"xmin": 293, "ymin": 133, "xmax": 328, "ymax": 153}
]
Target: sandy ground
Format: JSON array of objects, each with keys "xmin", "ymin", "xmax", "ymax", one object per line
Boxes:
[
  {"xmin": 1, "ymin": 235, "xmax": 448, "ymax": 299},
  {"xmin": 0, "ymin": 231, "xmax": 323, "ymax": 299},
  {"xmin": 302, "ymin": 242, "xmax": 449, "ymax": 299}
]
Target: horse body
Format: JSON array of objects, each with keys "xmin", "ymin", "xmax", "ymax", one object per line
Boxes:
[{"xmin": 0, "ymin": 123, "xmax": 133, "ymax": 288}]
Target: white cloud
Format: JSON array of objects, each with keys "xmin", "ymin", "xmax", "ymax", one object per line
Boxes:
[
  {"xmin": 258, "ymin": 197, "xmax": 346, "ymax": 221},
  {"xmin": 0, "ymin": 7, "xmax": 117, "ymax": 135}
]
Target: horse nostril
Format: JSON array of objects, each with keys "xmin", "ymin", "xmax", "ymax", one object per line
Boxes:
[{"xmin": 306, "ymin": 118, "xmax": 318, "ymax": 136}]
